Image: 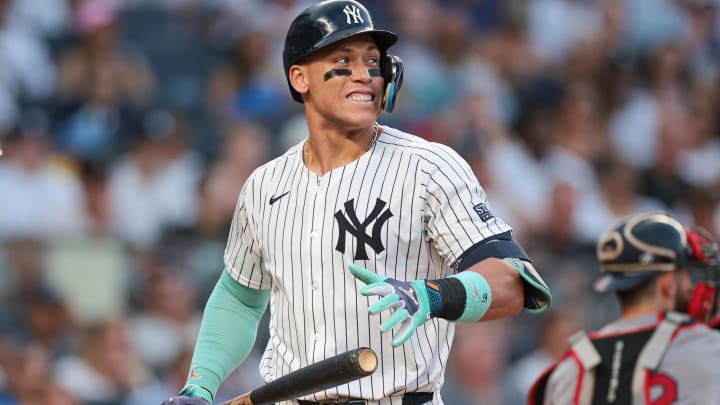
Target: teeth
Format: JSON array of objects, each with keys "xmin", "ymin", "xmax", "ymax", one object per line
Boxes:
[{"xmin": 349, "ymin": 94, "xmax": 372, "ymax": 101}]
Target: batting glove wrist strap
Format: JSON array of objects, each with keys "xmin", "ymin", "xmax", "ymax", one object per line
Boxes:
[
  {"xmin": 448, "ymin": 271, "xmax": 492, "ymax": 323},
  {"xmin": 424, "ymin": 278, "xmax": 465, "ymax": 320}
]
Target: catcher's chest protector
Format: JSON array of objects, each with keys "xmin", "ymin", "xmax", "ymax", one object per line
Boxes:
[{"xmin": 531, "ymin": 312, "xmax": 693, "ymax": 405}]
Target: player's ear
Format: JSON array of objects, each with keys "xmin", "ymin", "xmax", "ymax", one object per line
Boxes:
[
  {"xmin": 288, "ymin": 65, "xmax": 309, "ymax": 97},
  {"xmin": 657, "ymin": 272, "xmax": 676, "ymax": 305}
]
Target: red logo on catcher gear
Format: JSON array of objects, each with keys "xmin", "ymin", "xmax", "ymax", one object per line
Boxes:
[{"xmin": 648, "ymin": 372, "xmax": 677, "ymax": 405}]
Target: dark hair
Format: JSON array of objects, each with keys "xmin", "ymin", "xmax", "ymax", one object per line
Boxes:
[{"xmin": 616, "ymin": 275, "xmax": 660, "ymax": 306}]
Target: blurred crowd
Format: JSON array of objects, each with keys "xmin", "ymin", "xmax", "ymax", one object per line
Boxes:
[{"xmin": 0, "ymin": 0, "xmax": 718, "ymax": 404}]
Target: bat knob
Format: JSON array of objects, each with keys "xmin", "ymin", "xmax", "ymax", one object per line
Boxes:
[{"xmin": 357, "ymin": 348, "xmax": 378, "ymax": 373}]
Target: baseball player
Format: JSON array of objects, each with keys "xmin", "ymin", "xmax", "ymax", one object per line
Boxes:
[
  {"xmin": 162, "ymin": 1, "xmax": 551, "ymax": 404},
  {"xmin": 529, "ymin": 211, "xmax": 720, "ymax": 405}
]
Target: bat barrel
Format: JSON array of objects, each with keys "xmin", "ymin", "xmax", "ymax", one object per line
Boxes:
[
  {"xmin": 220, "ymin": 348, "xmax": 377, "ymax": 405},
  {"xmin": 251, "ymin": 348, "xmax": 377, "ymax": 404}
]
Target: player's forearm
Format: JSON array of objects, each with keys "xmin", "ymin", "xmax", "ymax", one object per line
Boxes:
[
  {"xmin": 183, "ymin": 270, "xmax": 270, "ymax": 402},
  {"xmin": 464, "ymin": 258, "xmax": 524, "ymax": 320}
]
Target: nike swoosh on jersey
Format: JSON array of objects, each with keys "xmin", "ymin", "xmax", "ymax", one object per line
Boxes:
[{"xmin": 269, "ymin": 191, "xmax": 290, "ymax": 205}]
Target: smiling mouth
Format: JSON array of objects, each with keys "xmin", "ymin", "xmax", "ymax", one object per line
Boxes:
[{"xmin": 347, "ymin": 93, "xmax": 374, "ymax": 102}]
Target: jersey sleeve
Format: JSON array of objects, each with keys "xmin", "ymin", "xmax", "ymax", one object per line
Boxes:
[
  {"xmin": 423, "ymin": 145, "xmax": 511, "ymax": 265},
  {"xmin": 223, "ymin": 174, "xmax": 271, "ymax": 290}
]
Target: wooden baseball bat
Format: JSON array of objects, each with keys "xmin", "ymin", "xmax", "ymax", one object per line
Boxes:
[{"xmin": 220, "ymin": 347, "xmax": 378, "ymax": 405}]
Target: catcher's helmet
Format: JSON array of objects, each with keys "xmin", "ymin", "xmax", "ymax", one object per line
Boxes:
[
  {"xmin": 594, "ymin": 212, "xmax": 692, "ymax": 293},
  {"xmin": 282, "ymin": 0, "xmax": 403, "ymax": 111}
]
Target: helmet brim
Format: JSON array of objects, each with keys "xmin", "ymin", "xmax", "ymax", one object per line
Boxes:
[
  {"xmin": 311, "ymin": 28, "xmax": 397, "ymax": 55},
  {"xmin": 593, "ymin": 271, "xmax": 661, "ymax": 293}
]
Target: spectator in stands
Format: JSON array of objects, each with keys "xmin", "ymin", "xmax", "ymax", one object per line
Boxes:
[
  {"xmin": 0, "ymin": 339, "xmax": 77, "ymax": 405},
  {"xmin": 0, "ymin": 0, "xmax": 57, "ymax": 131},
  {"xmin": 20, "ymin": 285, "xmax": 76, "ymax": 359},
  {"xmin": 53, "ymin": 317, "xmax": 152, "ymax": 404},
  {"xmin": 0, "ymin": 112, "xmax": 86, "ymax": 239},
  {"xmin": 199, "ymin": 121, "xmax": 271, "ymax": 231},
  {"xmin": 128, "ymin": 270, "xmax": 200, "ymax": 373},
  {"xmin": 54, "ymin": 0, "xmax": 154, "ymax": 161},
  {"xmin": 205, "ymin": 28, "xmax": 287, "ymax": 129},
  {"xmin": 108, "ymin": 109, "xmax": 201, "ymax": 248}
]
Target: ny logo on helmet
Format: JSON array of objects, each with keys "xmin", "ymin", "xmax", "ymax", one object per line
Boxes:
[{"xmin": 343, "ymin": 4, "xmax": 364, "ymax": 24}]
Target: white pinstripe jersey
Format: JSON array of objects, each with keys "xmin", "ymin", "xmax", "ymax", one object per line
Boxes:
[{"xmin": 224, "ymin": 125, "xmax": 512, "ymax": 404}]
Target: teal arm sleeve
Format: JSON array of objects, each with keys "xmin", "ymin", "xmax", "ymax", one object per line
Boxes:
[{"xmin": 182, "ymin": 270, "xmax": 270, "ymax": 402}]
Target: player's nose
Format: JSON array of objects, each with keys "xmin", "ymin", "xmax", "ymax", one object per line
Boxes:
[{"xmin": 349, "ymin": 64, "xmax": 372, "ymax": 83}]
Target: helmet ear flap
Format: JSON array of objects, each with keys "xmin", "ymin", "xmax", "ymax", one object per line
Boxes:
[{"xmin": 381, "ymin": 55, "xmax": 403, "ymax": 113}]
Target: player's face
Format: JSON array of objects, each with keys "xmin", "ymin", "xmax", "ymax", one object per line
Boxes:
[{"xmin": 302, "ymin": 34, "xmax": 383, "ymax": 129}]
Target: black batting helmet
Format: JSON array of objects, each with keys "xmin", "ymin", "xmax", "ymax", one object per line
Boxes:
[
  {"xmin": 282, "ymin": 0, "xmax": 399, "ymax": 104},
  {"xmin": 594, "ymin": 212, "xmax": 692, "ymax": 293}
]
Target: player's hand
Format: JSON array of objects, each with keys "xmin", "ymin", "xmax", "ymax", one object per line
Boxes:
[
  {"xmin": 349, "ymin": 263, "xmax": 431, "ymax": 347},
  {"xmin": 161, "ymin": 385, "xmax": 211, "ymax": 405}
]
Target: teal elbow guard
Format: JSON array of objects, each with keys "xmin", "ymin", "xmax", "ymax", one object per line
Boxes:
[{"xmin": 502, "ymin": 258, "xmax": 552, "ymax": 313}]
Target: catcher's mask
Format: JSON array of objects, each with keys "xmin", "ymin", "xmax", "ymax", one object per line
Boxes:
[
  {"xmin": 282, "ymin": 0, "xmax": 404, "ymax": 112},
  {"xmin": 594, "ymin": 211, "xmax": 720, "ymax": 321}
]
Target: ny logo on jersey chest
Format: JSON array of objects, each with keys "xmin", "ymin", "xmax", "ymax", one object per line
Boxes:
[{"xmin": 335, "ymin": 198, "xmax": 393, "ymax": 260}]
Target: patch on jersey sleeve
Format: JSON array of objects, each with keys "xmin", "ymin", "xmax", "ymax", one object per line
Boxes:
[{"xmin": 473, "ymin": 203, "xmax": 495, "ymax": 222}]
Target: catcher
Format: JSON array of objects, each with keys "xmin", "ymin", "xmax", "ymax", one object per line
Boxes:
[{"xmin": 529, "ymin": 211, "xmax": 720, "ymax": 405}]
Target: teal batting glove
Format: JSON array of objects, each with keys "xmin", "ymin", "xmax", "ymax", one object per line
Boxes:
[{"xmin": 349, "ymin": 263, "xmax": 432, "ymax": 347}]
